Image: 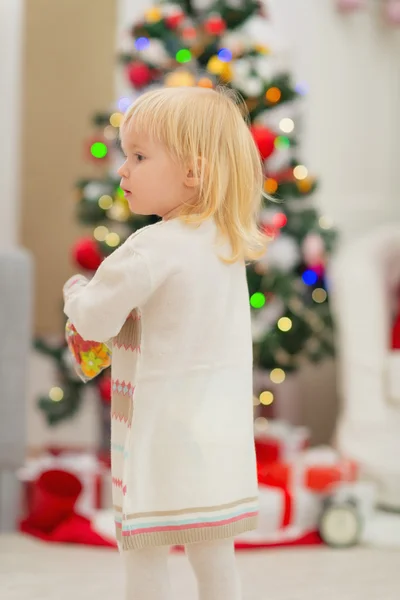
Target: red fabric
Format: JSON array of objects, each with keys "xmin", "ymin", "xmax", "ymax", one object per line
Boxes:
[
  {"xmin": 392, "ymin": 315, "xmax": 400, "ymax": 349},
  {"xmin": 20, "ymin": 513, "xmax": 117, "ymax": 548}
]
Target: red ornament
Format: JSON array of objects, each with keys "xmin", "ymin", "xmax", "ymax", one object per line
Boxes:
[
  {"xmin": 165, "ymin": 12, "xmax": 185, "ymax": 29},
  {"xmin": 250, "ymin": 126, "xmax": 276, "ymax": 160},
  {"xmin": 204, "ymin": 14, "xmax": 226, "ymax": 36},
  {"xmin": 126, "ymin": 61, "xmax": 153, "ymax": 88},
  {"xmin": 72, "ymin": 238, "xmax": 103, "ymax": 271},
  {"xmin": 98, "ymin": 375, "xmax": 112, "ymax": 404}
]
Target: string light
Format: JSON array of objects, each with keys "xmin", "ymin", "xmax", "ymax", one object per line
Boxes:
[
  {"xmin": 94, "ymin": 226, "xmax": 109, "ymax": 241},
  {"xmin": 118, "ymin": 97, "xmax": 131, "ymax": 113},
  {"xmin": 264, "ymin": 178, "xmax": 278, "ymax": 194},
  {"xmin": 254, "ymin": 416, "xmax": 269, "ymax": 432},
  {"xmin": 295, "ymin": 81, "xmax": 309, "ymax": 96},
  {"xmin": 135, "ymin": 37, "xmax": 150, "ymax": 51},
  {"xmin": 302, "ymin": 269, "xmax": 318, "ymax": 286},
  {"xmin": 176, "ymin": 49, "xmax": 192, "ymax": 63},
  {"xmin": 312, "ymin": 288, "xmax": 327, "ymax": 303},
  {"xmin": 270, "ymin": 368, "xmax": 286, "ymax": 384},
  {"xmin": 49, "ymin": 387, "xmax": 64, "ymax": 402},
  {"xmin": 90, "ymin": 142, "xmax": 108, "ymax": 159},
  {"xmin": 275, "ymin": 136, "xmax": 290, "ymax": 150},
  {"xmin": 266, "ymin": 87, "xmax": 281, "ymax": 103},
  {"xmin": 277, "ymin": 317, "xmax": 292, "ymax": 332},
  {"xmin": 105, "ymin": 232, "xmax": 120, "ymax": 247},
  {"xmin": 272, "ymin": 213, "xmax": 287, "ymax": 228},
  {"xmin": 217, "ymin": 48, "xmax": 232, "ymax": 62},
  {"xmin": 104, "ymin": 126, "xmax": 118, "ymax": 140},
  {"xmin": 250, "ymin": 292, "xmax": 266, "ymax": 309},
  {"xmin": 279, "ymin": 118, "xmax": 294, "ymax": 133},
  {"xmin": 145, "ymin": 7, "xmax": 162, "ymax": 23},
  {"xmin": 253, "ymin": 395, "xmax": 261, "ymax": 406},
  {"xmin": 110, "ymin": 112, "xmax": 124, "ymax": 128},
  {"xmin": 197, "ymin": 77, "xmax": 214, "ymax": 88},
  {"xmin": 98, "ymin": 195, "xmax": 113, "ymax": 210},
  {"xmin": 319, "ymin": 215, "xmax": 334, "ymax": 230},
  {"xmin": 297, "ymin": 178, "xmax": 313, "ymax": 193},
  {"xmin": 293, "ymin": 165, "xmax": 309, "ymax": 180},
  {"xmin": 260, "ymin": 391, "xmax": 274, "ymax": 405}
]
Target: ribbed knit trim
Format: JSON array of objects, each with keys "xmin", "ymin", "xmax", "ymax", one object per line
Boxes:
[{"xmin": 119, "ymin": 514, "xmax": 258, "ymax": 550}]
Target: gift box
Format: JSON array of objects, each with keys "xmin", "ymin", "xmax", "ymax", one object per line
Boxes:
[
  {"xmin": 258, "ymin": 446, "xmax": 358, "ymax": 493},
  {"xmin": 18, "ymin": 449, "xmax": 112, "ymax": 519},
  {"xmin": 255, "ymin": 420, "xmax": 310, "ymax": 466}
]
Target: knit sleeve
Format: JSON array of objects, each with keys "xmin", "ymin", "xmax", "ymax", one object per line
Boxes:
[{"xmin": 63, "ymin": 239, "xmax": 155, "ymax": 343}]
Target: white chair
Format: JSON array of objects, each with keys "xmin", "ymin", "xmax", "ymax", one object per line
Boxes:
[{"xmin": 331, "ymin": 225, "xmax": 400, "ymax": 509}]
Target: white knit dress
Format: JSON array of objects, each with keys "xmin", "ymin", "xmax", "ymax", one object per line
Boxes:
[{"xmin": 64, "ymin": 218, "xmax": 259, "ymax": 551}]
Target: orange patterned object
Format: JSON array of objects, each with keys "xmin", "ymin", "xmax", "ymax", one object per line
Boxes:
[{"xmin": 65, "ymin": 320, "xmax": 111, "ymax": 382}]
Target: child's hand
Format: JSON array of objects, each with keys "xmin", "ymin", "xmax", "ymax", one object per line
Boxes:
[{"xmin": 63, "ymin": 273, "xmax": 89, "ymax": 301}]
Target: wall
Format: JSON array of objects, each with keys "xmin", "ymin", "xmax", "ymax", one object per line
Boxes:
[
  {"xmin": 0, "ymin": 0, "xmax": 24, "ymax": 249},
  {"xmin": 21, "ymin": 0, "xmax": 117, "ymax": 335}
]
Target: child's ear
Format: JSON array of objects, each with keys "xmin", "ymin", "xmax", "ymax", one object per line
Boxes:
[{"xmin": 184, "ymin": 157, "xmax": 206, "ymax": 188}]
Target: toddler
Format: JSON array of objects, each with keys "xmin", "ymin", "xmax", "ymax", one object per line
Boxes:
[{"xmin": 64, "ymin": 86, "xmax": 267, "ymax": 600}]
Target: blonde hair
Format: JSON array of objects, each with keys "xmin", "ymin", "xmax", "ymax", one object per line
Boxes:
[{"xmin": 121, "ymin": 86, "xmax": 268, "ymax": 264}]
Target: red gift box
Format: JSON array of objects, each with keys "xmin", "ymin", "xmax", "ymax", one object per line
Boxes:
[
  {"xmin": 255, "ymin": 420, "xmax": 310, "ymax": 466},
  {"xmin": 258, "ymin": 447, "xmax": 359, "ymax": 493}
]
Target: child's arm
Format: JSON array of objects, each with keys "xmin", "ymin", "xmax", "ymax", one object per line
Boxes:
[{"xmin": 63, "ymin": 240, "xmax": 153, "ymax": 343}]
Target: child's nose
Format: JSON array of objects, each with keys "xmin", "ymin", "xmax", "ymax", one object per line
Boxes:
[{"xmin": 117, "ymin": 161, "xmax": 128, "ymax": 177}]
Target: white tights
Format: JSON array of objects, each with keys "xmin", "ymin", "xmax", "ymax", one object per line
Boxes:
[{"xmin": 124, "ymin": 538, "xmax": 242, "ymax": 600}]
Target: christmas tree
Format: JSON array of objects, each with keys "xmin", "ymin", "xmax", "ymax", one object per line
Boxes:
[{"xmin": 36, "ymin": 0, "xmax": 336, "ymax": 437}]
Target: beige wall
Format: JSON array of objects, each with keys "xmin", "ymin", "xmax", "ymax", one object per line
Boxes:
[{"xmin": 21, "ymin": 0, "xmax": 116, "ymax": 335}]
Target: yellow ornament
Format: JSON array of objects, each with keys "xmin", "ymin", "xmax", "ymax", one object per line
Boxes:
[
  {"xmin": 197, "ymin": 77, "xmax": 214, "ymax": 88},
  {"xmin": 165, "ymin": 71, "xmax": 195, "ymax": 87},
  {"xmin": 145, "ymin": 7, "xmax": 162, "ymax": 23}
]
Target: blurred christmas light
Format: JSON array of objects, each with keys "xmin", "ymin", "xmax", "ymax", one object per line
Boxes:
[
  {"xmin": 110, "ymin": 112, "xmax": 124, "ymax": 128},
  {"xmin": 275, "ymin": 136, "xmax": 290, "ymax": 150},
  {"xmin": 260, "ymin": 390, "xmax": 274, "ymax": 405},
  {"xmin": 302, "ymin": 269, "xmax": 318, "ymax": 285},
  {"xmin": 218, "ymin": 48, "xmax": 232, "ymax": 62},
  {"xmin": 253, "ymin": 395, "xmax": 261, "ymax": 406},
  {"xmin": 176, "ymin": 49, "xmax": 192, "ymax": 63},
  {"xmin": 104, "ymin": 126, "xmax": 118, "ymax": 140},
  {"xmin": 279, "ymin": 118, "xmax": 294, "ymax": 133},
  {"xmin": 295, "ymin": 81, "xmax": 309, "ymax": 95},
  {"xmin": 116, "ymin": 187, "xmax": 125, "ymax": 198},
  {"xmin": 312, "ymin": 288, "xmax": 327, "ymax": 303},
  {"xmin": 135, "ymin": 37, "xmax": 150, "ymax": 51},
  {"xmin": 319, "ymin": 215, "xmax": 334, "ymax": 230},
  {"xmin": 264, "ymin": 178, "xmax": 278, "ymax": 194},
  {"xmin": 145, "ymin": 7, "xmax": 162, "ymax": 22},
  {"xmin": 297, "ymin": 178, "xmax": 313, "ymax": 193},
  {"xmin": 94, "ymin": 226, "xmax": 109, "ymax": 241},
  {"xmin": 197, "ymin": 77, "xmax": 214, "ymax": 88},
  {"xmin": 118, "ymin": 97, "xmax": 131, "ymax": 113},
  {"xmin": 254, "ymin": 416, "xmax": 269, "ymax": 432},
  {"xmin": 272, "ymin": 213, "xmax": 287, "ymax": 228},
  {"xmin": 266, "ymin": 87, "xmax": 281, "ymax": 103},
  {"xmin": 250, "ymin": 292, "xmax": 266, "ymax": 308},
  {"xmin": 91, "ymin": 142, "xmax": 108, "ymax": 159},
  {"xmin": 270, "ymin": 368, "xmax": 286, "ymax": 384},
  {"xmin": 277, "ymin": 317, "xmax": 292, "ymax": 332},
  {"xmin": 49, "ymin": 387, "xmax": 64, "ymax": 402},
  {"xmin": 98, "ymin": 195, "xmax": 113, "ymax": 210},
  {"xmin": 293, "ymin": 165, "xmax": 308, "ymax": 180},
  {"xmin": 105, "ymin": 232, "xmax": 120, "ymax": 247}
]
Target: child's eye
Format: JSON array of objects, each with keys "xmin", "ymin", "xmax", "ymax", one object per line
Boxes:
[{"xmin": 135, "ymin": 153, "xmax": 145, "ymax": 162}]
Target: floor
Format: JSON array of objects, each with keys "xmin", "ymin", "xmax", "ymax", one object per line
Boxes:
[{"xmin": 1, "ymin": 534, "xmax": 399, "ymax": 600}]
